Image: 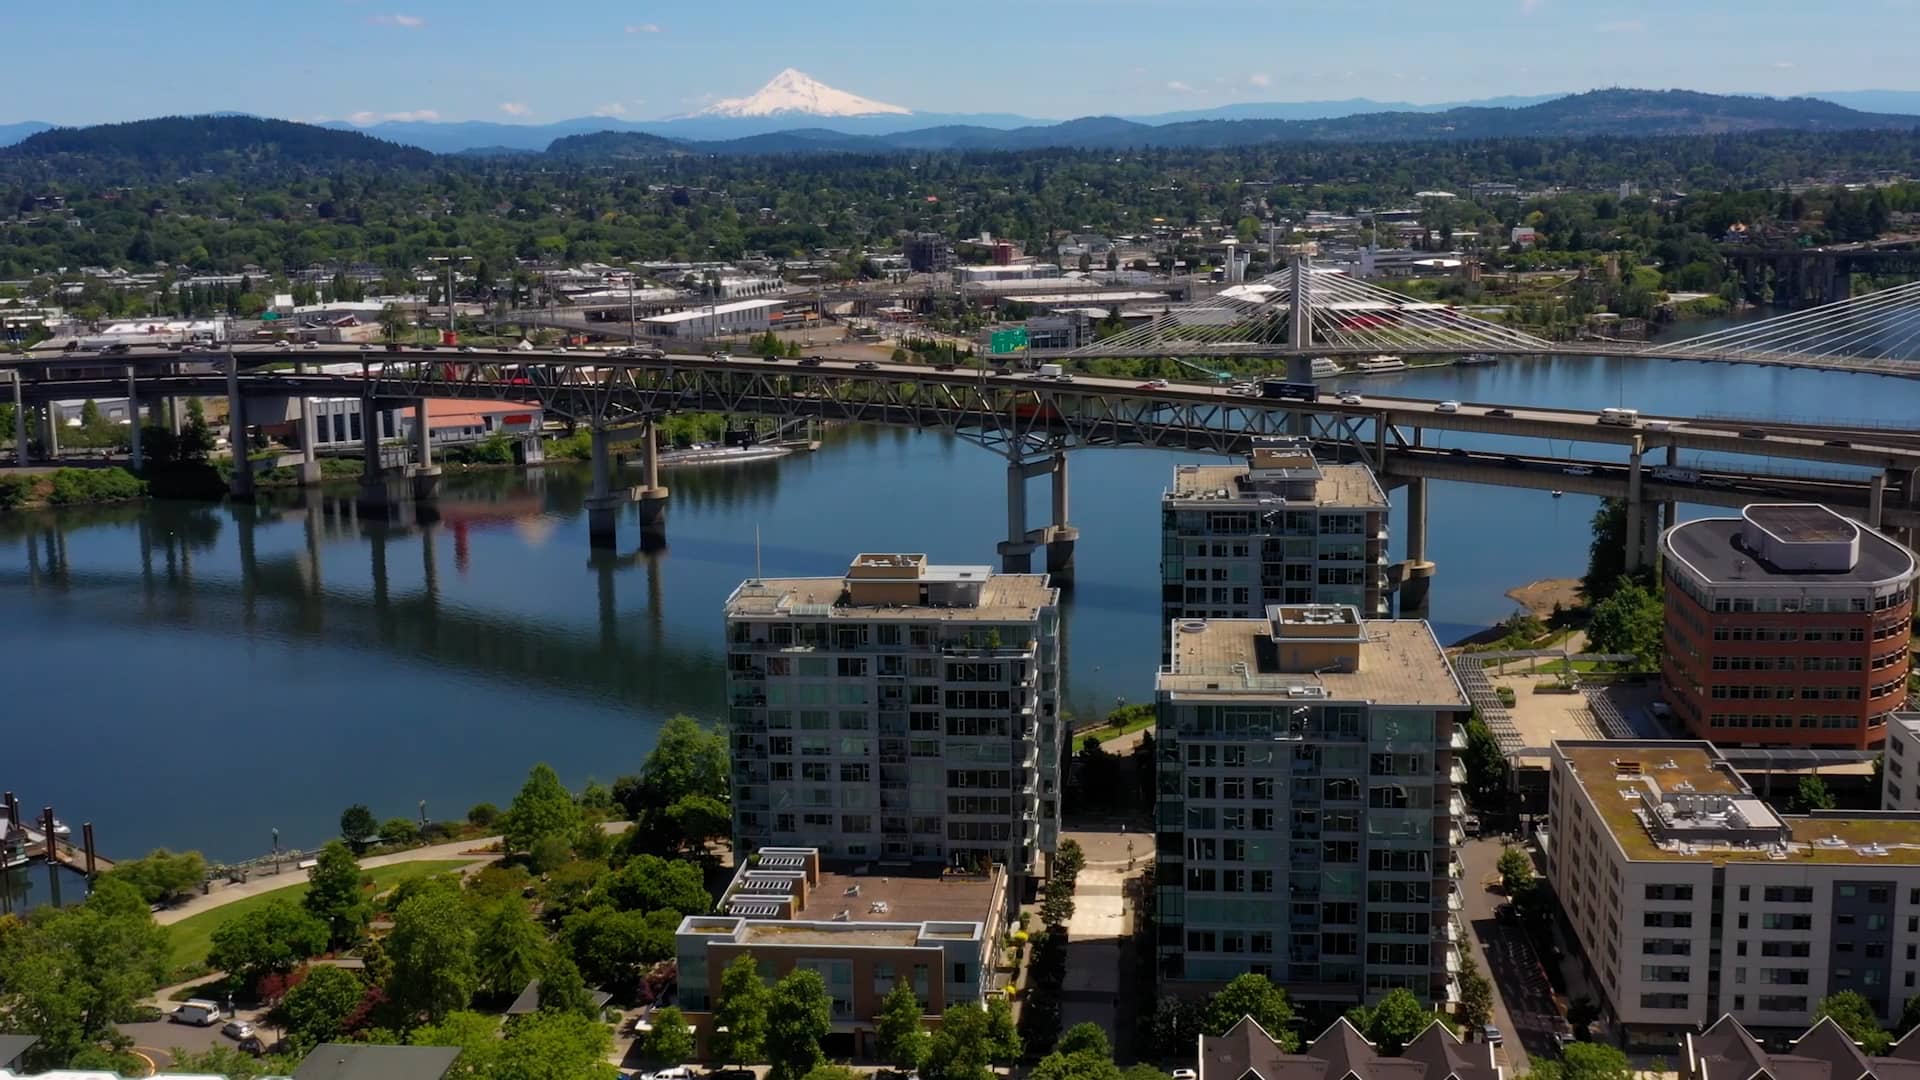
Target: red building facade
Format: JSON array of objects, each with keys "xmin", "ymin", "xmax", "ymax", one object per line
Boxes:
[{"xmin": 1661, "ymin": 504, "xmax": 1915, "ymax": 750}]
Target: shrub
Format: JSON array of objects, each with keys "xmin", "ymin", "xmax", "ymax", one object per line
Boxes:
[{"xmin": 46, "ymin": 467, "xmax": 145, "ymax": 505}]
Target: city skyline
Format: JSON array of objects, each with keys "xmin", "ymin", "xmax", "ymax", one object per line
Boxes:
[{"xmin": 6, "ymin": 0, "xmax": 1920, "ymax": 126}]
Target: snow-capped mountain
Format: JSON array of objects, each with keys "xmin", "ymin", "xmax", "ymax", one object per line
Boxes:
[{"xmin": 693, "ymin": 68, "xmax": 911, "ymax": 118}]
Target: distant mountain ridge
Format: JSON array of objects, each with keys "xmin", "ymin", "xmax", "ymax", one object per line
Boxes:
[
  {"xmin": 6, "ymin": 91, "xmax": 1917, "ymax": 171},
  {"xmin": 692, "ymin": 68, "xmax": 910, "ymax": 118}
]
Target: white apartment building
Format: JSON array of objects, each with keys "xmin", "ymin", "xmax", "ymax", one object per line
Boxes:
[
  {"xmin": 723, "ymin": 554, "xmax": 1062, "ymax": 878},
  {"xmin": 1550, "ymin": 740, "xmax": 1920, "ymax": 1044},
  {"xmin": 1154, "ymin": 604, "xmax": 1470, "ymax": 1009},
  {"xmin": 1161, "ymin": 438, "xmax": 1391, "ymax": 658},
  {"xmin": 1883, "ymin": 714, "xmax": 1920, "ymax": 811}
]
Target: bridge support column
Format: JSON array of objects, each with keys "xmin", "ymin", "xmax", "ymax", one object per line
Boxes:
[
  {"xmin": 998, "ymin": 454, "xmax": 1054, "ymax": 573},
  {"xmin": 356, "ymin": 400, "xmax": 395, "ymax": 517},
  {"xmin": 637, "ymin": 419, "xmax": 670, "ymax": 550},
  {"xmin": 226, "ymin": 353, "xmax": 252, "ymax": 500},
  {"xmin": 293, "ymin": 364, "xmax": 321, "ymax": 486},
  {"xmin": 11, "ymin": 371, "xmax": 26, "ymax": 466},
  {"xmin": 1398, "ymin": 477, "xmax": 1435, "ymax": 620},
  {"xmin": 410, "ymin": 398, "xmax": 442, "ymax": 503},
  {"xmin": 1662, "ymin": 443, "xmax": 1679, "ymax": 538},
  {"xmin": 124, "ymin": 366, "xmax": 142, "ymax": 473},
  {"xmin": 1869, "ymin": 471, "xmax": 1887, "ymax": 531},
  {"xmin": 584, "ymin": 426, "xmax": 635, "ymax": 549},
  {"xmin": 1043, "ymin": 452, "xmax": 1078, "ymax": 585},
  {"xmin": 1624, "ymin": 445, "xmax": 1646, "ymax": 572},
  {"xmin": 42, "ymin": 404, "xmax": 59, "ymax": 460}
]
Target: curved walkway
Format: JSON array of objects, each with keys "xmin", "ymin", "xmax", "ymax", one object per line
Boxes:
[{"xmin": 152, "ymin": 835, "xmax": 504, "ymax": 926}]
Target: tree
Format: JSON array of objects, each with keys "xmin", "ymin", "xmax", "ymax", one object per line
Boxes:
[
  {"xmin": 1057, "ymin": 1023, "xmax": 1110, "ymax": 1057},
  {"xmin": 102, "ymin": 849, "xmax": 206, "ymax": 905},
  {"xmin": 1457, "ymin": 957, "xmax": 1495, "ymax": 1032},
  {"xmin": 339, "ymin": 804, "xmax": 378, "ymax": 850},
  {"xmin": 616, "ymin": 715, "xmax": 729, "ymax": 855},
  {"xmin": 803, "ymin": 1068, "xmax": 862, "ymax": 1080},
  {"xmin": 1815, "ymin": 991, "xmax": 1892, "ymax": 1054},
  {"xmin": 1896, "ymin": 993, "xmax": 1920, "ymax": 1039},
  {"xmin": 604, "ymin": 854, "xmax": 712, "ymax": 916},
  {"xmin": 1348, "ymin": 987, "xmax": 1428, "ymax": 1054},
  {"xmin": 1581, "ymin": 499, "xmax": 1630, "ymax": 602},
  {"xmin": 473, "ymin": 899, "xmax": 547, "ymax": 1000},
  {"xmin": 411, "ymin": 1011, "xmax": 504, "ymax": 1080},
  {"xmin": 1040, "ymin": 878, "xmax": 1076, "ymax": 928},
  {"xmin": 0, "ymin": 878, "xmax": 169, "ymax": 1071},
  {"xmin": 1202, "ymin": 973, "xmax": 1297, "ymax": 1049},
  {"xmin": 713, "ymin": 953, "xmax": 770, "ymax": 1065},
  {"xmin": 1498, "ymin": 847, "xmax": 1535, "ymax": 894},
  {"xmin": 1462, "ymin": 715, "xmax": 1511, "ymax": 811},
  {"xmin": 1545, "ymin": 1041, "xmax": 1634, "ymax": 1080},
  {"xmin": 986, "ymin": 995, "xmax": 1021, "ymax": 1063},
  {"xmin": 1033, "ymin": 1048, "xmax": 1122, "ymax": 1080},
  {"xmin": 643, "ymin": 1004, "xmax": 696, "ymax": 1065},
  {"xmin": 467, "ymin": 803, "xmax": 500, "ymax": 828},
  {"xmin": 562, "ymin": 907, "xmax": 677, "ymax": 994},
  {"xmin": 1585, "ymin": 580, "xmax": 1662, "ymax": 663},
  {"xmin": 767, "ymin": 968, "xmax": 833, "ymax": 1080},
  {"xmin": 505, "ymin": 763, "xmax": 584, "ymax": 859},
  {"xmin": 876, "ymin": 980, "xmax": 930, "ymax": 1072},
  {"xmin": 926, "ymin": 1003, "xmax": 998, "ymax": 1080},
  {"xmin": 207, "ymin": 898, "xmax": 330, "ymax": 986},
  {"xmin": 535, "ymin": 948, "xmax": 596, "ymax": 1019},
  {"xmin": 276, "ymin": 965, "xmax": 367, "ymax": 1054},
  {"xmin": 379, "ymin": 817, "xmax": 420, "ymax": 846},
  {"xmin": 387, "ymin": 890, "xmax": 477, "ymax": 1023},
  {"xmin": 1566, "ymin": 995, "xmax": 1601, "ymax": 1040},
  {"xmin": 1790, "ymin": 775, "xmax": 1838, "ymax": 813},
  {"xmin": 303, "ymin": 841, "xmax": 372, "ymax": 949},
  {"xmin": 167, "ymin": 1046, "xmax": 301, "ymax": 1080},
  {"xmin": 1149, "ymin": 996, "xmax": 1205, "ymax": 1059}
]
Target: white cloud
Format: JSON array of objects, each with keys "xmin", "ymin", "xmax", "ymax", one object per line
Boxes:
[
  {"xmin": 624, "ymin": 22, "xmax": 662, "ymax": 33},
  {"xmin": 368, "ymin": 13, "xmax": 425, "ymax": 27},
  {"xmin": 1249, "ymin": 73, "xmax": 1272, "ymax": 88},
  {"xmin": 591, "ymin": 102, "xmax": 630, "ymax": 117},
  {"xmin": 1166, "ymin": 80, "xmax": 1196, "ymax": 94},
  {"xmin": 1520, "ymin": 0, "xmax": 1543, "ymax": 11},
  {"xmin": 498, "ymin": 102, "xmax": 532, "ymax": 117},
  {"xmin": 1773, "ymin": 60, "xmax": 1797, "ymax": 69},
  {"xmin": 1596, "ymin": 19, "xmax": 1645, "ymax": 32},
  {"xmin": 346, "ymin": 109, "xmax": 441, "ymax": 125}
]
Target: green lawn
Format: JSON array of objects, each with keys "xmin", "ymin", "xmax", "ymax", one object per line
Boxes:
[
  {"xmin": 165, "ymin": 859, "xmax": 477, "ymax": 976},
  {"xmin": 1076, "ymin": 715, "xmax": 1156, "ymax": 746}
]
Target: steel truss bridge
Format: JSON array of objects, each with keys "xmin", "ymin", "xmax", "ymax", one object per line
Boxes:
[{"xmin": 10, "ymin": 341, "xmax": 1920, "ymax": 600}]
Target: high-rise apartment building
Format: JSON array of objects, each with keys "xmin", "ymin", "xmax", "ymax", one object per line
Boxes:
[
  {"xmin": 723, "ymin": 554, "xmax": 1061, "ymax": 878},
  {"xmin": 1160, "ymin": 438, "xmax": 1390, "ymax": 658},
  {"xmin": 1550, "ymin": 739, "xmax": 1920, "ymax": 1042},
  {"xmin": 1661, "ymin": 503, "xmax": 1915, "ymax": 749},
  {"xmin": 1153, "ymin": 604, "xmax": 1469, "ymax": 1008}
]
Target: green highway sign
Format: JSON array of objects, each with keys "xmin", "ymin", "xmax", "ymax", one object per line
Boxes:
[{"xmin": 990, "ymin": 328, "xmax": 1028, "ymax": 353}]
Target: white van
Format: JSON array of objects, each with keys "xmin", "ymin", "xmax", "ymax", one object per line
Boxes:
[
  {"xmin": 1597, "ymin": 407, "xmax": 1640, "ymax": 426},
  {"xmin": 1644, "ymin": 419, "xmax": 1673, "ymax": 433},
  {"xmin": 171, "ymin": 1000, "xmax": 222, "ymax": 1026}
]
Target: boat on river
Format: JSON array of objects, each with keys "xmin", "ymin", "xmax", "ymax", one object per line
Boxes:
[
  {"xmin": 656, "ymin": 443, "xmax": 794, "ymax": 467},
  {"xmin": 1352, "ymin": 355, "xmax": 1407, "ymax": 375}
]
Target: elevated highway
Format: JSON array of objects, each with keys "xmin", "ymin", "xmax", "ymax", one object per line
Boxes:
[{"xmin": 7, "ymin": 344, "xmax": 1920, "ymax": 602}]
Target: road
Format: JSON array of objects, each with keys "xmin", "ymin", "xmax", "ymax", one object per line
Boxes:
[{"xmin": 1460, "ymin": 838, "xmax": 1559, "ymax": 1077}]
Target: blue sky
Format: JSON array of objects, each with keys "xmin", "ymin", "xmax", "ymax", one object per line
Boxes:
[{"xmin": 8, "ymin": 0, "xmax": 1918, "ymax": 124}]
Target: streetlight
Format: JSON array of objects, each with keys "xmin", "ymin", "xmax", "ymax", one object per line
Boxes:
[{"xmin": 428, "ymin": 254, "xmax": 471, "ymax": 343}]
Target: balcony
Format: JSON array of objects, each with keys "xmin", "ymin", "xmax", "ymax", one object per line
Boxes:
[
  {"xmin": 1447, "ymin": 888, "xmax": 1463, "ymax": 913},
  {"xmin": 1450, "ymin": 763, "xmax": 1467, "ymax": 785},
  {"xmin": 1450, "ymin": 729, "xmax": 1468, "ymax": 751},
  {"xmin": 731, "ymin": 694, "xmax": 767, "ymax": 708}
]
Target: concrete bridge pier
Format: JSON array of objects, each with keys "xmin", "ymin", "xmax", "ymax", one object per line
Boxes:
[
  {"xmin": 11, "ymin": 372, "xmax": 26, "ymax": 466},
  {"xmin": 998, "ymin": 454, "xmax": 1055, "ymax": 573},
  {"xmin": 1040, "ymin": 452, "xmax": 1078, "ymax": 585},
  {"xmin": 585, "ymin": 426, "xmax": 632, "ymax": 549},
  {"xmin": 124, "ymin": 366, "xmax": 142, "ymax": 472},
  {"xmin": 636, "ymin": 419, "xmax": 671, "ymax": 547},
  {"xmin": 292, "ymin": 364, "xmax": 321, "ymax": 486},
  {"xmin": 355, "ymin": 401, "xmax": 397, "ymax": 518},
  {"xmin": 1623, "ymin": 444, "xmax": 1647, "ymax": 572},
  {"xmin": 1869, "ymin": 471, "xmax": 1887, "ymax": 531},
  {"xmin": 1662, "ymin": 443, "xmax": 1679, "ymax": 540},
  {"xmin": 410, "ymin": 398, "xmax": 442, "ymax": 503},
  {"xmin": 40, "ymin": 403, "xmax": 59, "ymax": 460},
  {"xmin": 226, "ymin": 354, "xmax": 252, "ymax": 500},
  {"xmin": 1398, "ymin": 477, "xmax": 1436, "ymax": 620}
]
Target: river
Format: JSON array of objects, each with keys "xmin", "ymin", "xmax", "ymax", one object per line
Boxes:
[{"xmin": 4, "ymin": 343, "xmax": 1918, "ymax": 861}]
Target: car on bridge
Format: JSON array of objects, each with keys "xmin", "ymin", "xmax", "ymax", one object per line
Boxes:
[
  {"xmin": 1138, "ymin": 379, "xmax": 1170, "ymax": 390},
  {"xmin": 1563, "ymin": 466, "xmax": 1594, "ymax": 476},
  {"xmin": 1436, "ymin": 400, "xmax": 1460, "ymax": 413},
  {"xmin": 1486, "ymin": 407, "xmax": 1514, "ymax": 418},
  {"xmin": 798, "ymin": 357, "xmax": 823, "ymax": 367},
  {"xmin": 855, "ymin": 361, "xmax": 880, "ymax": 371},
  {"xmin": 1337, "ymin": 391, "xmax": 1363, "ymax": 405}
]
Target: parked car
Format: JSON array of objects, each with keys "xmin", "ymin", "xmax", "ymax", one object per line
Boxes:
[
  {"xmin": 1482, "ymin": 1025, "xmax": 1503, "ymax": 1046},
  {"xmin": 222, "ymin": 1020, "xmax": 255, "ymax": 1040},
  {"xmin": 643, "ymin": 1068, "xmax": 696, "ymax": 1080},
  {"xmin": 236, "ymin": 1035, "xmax": 268, "ymax": 1057},
  {"xmin": 1172, "ymin": 1071, "xmax": 1198, "ymax": 1080}
]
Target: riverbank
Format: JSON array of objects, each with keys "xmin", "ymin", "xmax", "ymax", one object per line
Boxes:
[
  {"xmin": 0, "ymin": 467, "xmax": 146, "ymax": 510},
  {"xmin": 1507, "ymin": 577, "xmax": 1584, "ymax": 619}
]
